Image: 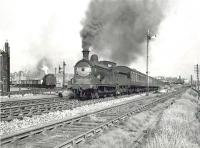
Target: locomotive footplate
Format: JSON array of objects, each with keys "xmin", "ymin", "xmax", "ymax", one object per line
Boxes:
[
  {"xmin": 70, "ymin": 84, "xmax": 116, "ymax": 99},
  {"xmin": 70, "ymin": 84, "xmax": 115, "ymax": 90}
]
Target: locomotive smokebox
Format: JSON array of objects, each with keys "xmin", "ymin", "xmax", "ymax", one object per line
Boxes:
[{"xmin": 82, "ymin": 49, "xmax": 90, "ymax": 60}]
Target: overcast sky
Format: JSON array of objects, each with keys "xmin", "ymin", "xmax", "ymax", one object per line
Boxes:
[{"xmin": 0, "ymin": 0, "xmax": 199, "ymax": 80}]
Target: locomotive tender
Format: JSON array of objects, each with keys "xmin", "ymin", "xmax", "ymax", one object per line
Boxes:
[{"xmin": 68, "ymin": 49, "xmax": 163, "ymax": 99}]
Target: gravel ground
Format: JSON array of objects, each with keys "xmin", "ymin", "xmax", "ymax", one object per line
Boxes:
[{"xmin": 0, "ymin": 94, "xmax": 145, "ymax": 137}]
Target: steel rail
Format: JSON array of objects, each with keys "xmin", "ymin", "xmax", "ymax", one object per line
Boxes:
[
  {"xmin": 192, "ymin": 88, "xmax": 200, "ymax": 95},
  {"xmin": 0, "ymin": 92, "xmax": 137, "ymax": 108},
  {"xmin": 0, "ymin": 93, "xmax": 143, "ymax": 121},
  {"xmin": 0, "ymin": 94, "xmax": 156, "ymax": 145},
  {"xmin": 56, "ymin": 90, "xmax": 183, "ymax": 148},
  {"xmin": 0, "ymin": 99, "xmax": 68, "ymax": 121},
  {"xmin": 0, "ymin": 88, "xmax": 63, "ymax": 96},
  {"xmin": 0, "ymin": 96, "xmax": 60, "ymax": 108},
  {"xmin": 0, "ymin": 89, "xmax": 185, "ymax": 147}
]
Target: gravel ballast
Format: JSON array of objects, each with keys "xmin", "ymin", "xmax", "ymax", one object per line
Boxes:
[{"xmin": 0, "ymin": 94, "xmax": 145, "ymax": 136}]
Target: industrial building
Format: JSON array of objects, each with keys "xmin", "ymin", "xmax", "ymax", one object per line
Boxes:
[{"xmin": 0, "ymin": 41, "xmax": 10, "ymax": 94}]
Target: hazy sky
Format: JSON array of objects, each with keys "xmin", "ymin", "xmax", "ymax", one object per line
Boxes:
[{"xmin": 0, "ymin": 0, "xmax": 199, "ymax": 80}]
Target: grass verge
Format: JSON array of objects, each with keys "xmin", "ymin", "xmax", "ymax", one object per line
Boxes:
[
  {"xmin": 76, "ymin": 95, "xmax": 173, "ymax": 148},
  {"xmin": 141, "ymin": 89, "xmax": 200, "ymax": 148}
]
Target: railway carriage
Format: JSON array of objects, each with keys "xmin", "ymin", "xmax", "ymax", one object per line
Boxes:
[
  {"xmin": 42, "ymin": 74, "xmax": 56, "ymax": 88},
  {"xmin": 69, "ymin": 50, "xmax": 164, "ymax": 99},
  {"xmin": 17, "ymin": 74, "xmax": 56, "ymax": 88}
]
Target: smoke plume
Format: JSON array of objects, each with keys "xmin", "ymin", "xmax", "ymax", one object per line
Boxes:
[
  {"xmin": 29, "ymin": 57, "xmax": 53, "ymax": 78},
  {"xmin": 81, "ymin": 0, "xmax": 167, "ymax": 65}
]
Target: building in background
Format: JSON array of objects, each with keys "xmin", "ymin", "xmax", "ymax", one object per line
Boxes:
[
  {"xmin": 55, "ymin": 73, "xmax": 73, "ymax": 87},
  {"xmin": 0, "ymin": 41, "xmax": 10, "ymax": 94},
  {"xmin": 156, "ymin": 76, "xmax": 184, "ymax": 85}
]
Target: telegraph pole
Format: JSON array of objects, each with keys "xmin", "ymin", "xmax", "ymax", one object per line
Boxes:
[
  {"xmin": 191, "ymin": 75, "xmax": 193, "ymax": 88},
  {"xmin": 146, "ymin": 30, "xmax": 150, "ymax": 96},
  {"xmin": 58, "ymin": 61, "xmax": 66, "ymax": 88},
  {"xmin": 63, "ymin": 61, "xmax": 66, "ymax": 88},
  {"xmin": 19, "ymin": 71, "xmax": 22, "ymax": 92},
  {"xmin": 194, "ymin": 64, "xmax": 199, "ymax": 99},
  {"xmin": 146, "ymin": 30, "xmax": 156, "ymax": 96}
]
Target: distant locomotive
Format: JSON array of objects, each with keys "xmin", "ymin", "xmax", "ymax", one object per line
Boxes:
[
  {"xmin": 42, "ymin": 74, "xmax": 56, "ymax": 88},
  {"xmin": 68, "ymin": 49, "xmax": 164, "ymax": 99},
  {"xmin": 19, "ymin": 74, "xmax": 56, "ymax": 88}
]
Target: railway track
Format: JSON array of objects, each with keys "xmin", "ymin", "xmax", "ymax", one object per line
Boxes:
[
  {"xmin": 0, "ymin": 89, "xmax": 185, "ymax": 148},
  {"xmin": 1, "ymin": 97, "xmax": 67, "ymax": 121},
  {"xmin": 0, "ymin": 88, "xmax": 62, "ymax": 97},
  {"xmin": 0, "ymin": 97, "xmax": 60, "ymax": 108},
  {"xmin": 0, "ymin": 94, "xmax": 135, "ymax": 121},
  {"xmin": 192, "ymin": 88, "xmax": 200, "ymax": 95}
]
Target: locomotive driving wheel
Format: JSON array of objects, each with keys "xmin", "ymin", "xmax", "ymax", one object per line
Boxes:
[
  {"xmin": 91, "ymin": 92, "xmax": 95, "ymax": 99},
  {"xmin": 91, "ymin": 91, "xmax": 99, "ymax": 99}
]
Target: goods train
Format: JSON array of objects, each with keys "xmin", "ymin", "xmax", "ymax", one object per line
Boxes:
[
  {"xmin": 68, "ymin": 49, "xmax": 164, "ymax": 99},
  {"xmin": 17, "ymin": 74, "xmax": 56, "ymax": 88}
]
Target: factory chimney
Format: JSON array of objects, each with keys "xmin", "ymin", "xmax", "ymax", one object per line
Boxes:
[
  {"xmin": 0, "ymin": 41, "xmax": 10, "ymax": 94},
  {"xmin": 5, "ymin": 41, "xmax": 10, "ymax": 55},
  {"xmin": 5, "ymin": 41, "xmax": 10, "ymax": 92},
  {"xmin": 82, "ymin": 48, "xmax": 90, "ymax": 60}
]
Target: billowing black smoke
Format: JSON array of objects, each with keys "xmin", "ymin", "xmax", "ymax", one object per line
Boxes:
[{"xmin": 81, "ymin": 0, "xmax": 167, "ymax": 65}]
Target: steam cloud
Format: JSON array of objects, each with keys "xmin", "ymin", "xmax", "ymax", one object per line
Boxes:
[
  {"xmin": 81, "ymin": 0, "xmax": 167, "ymax": 65},
  {"xmin": 28, "ymin": 57, "xmax": 53, "ymax": 78}
]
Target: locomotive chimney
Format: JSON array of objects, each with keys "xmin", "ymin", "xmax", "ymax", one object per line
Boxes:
[{"xmin": 82, "ymin": 48, "xmax": 90, "ymax": 60}]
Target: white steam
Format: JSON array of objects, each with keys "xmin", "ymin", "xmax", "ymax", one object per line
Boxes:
[{"xmin": 41, "ymin": 65, "xmax": 49, "ymax": 75}]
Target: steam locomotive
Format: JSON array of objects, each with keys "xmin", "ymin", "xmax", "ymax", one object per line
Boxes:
[
  {"xmin": 18, "ymin": 74, "xmax": 56, "ymax": 88},
  {"xmin": 68, "ymin": 50, "xmax": 164, "ymax": 99}
]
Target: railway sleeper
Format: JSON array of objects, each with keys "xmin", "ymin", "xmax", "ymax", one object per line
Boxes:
[
  {"xmin": 80, "ymin": 120, "xmax": 105, "ymax": 125},
  {"xmin": 76, "ymin": 121, "xmax": 101, "ymax": 127},
  {"xmin": 10, "ymin": 112, "xmax": 20, "ymax": 116},
  {"xmin": 21, "ymin": 112, "xmax": 29, "ymax": 116},
  {"xmin": 30, "ymin": 109, "xmax": 37, "ymax": 112},
  {"xmin": 97, "ymin": 113, "xmax": 120, "ymax": 117},
  {"xmin": 2, "ymin": 116, "xmax": 13, "ymax": 121},
  {"xmin": 68, "ymin": 124, "xmax": 98, "ymax": 130},
  {"xmin": 34, "ymin": 111, "xmax": 42, "ymax": 115}
]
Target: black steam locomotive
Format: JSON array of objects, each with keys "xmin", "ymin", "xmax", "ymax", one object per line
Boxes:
[
  {"xmin": 68, "ymin": 50, "xmax": 164, "ymax": 99},
  {"xmin": 19, "ymin": 74, "xmax": 56, "ymax": 88}
]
